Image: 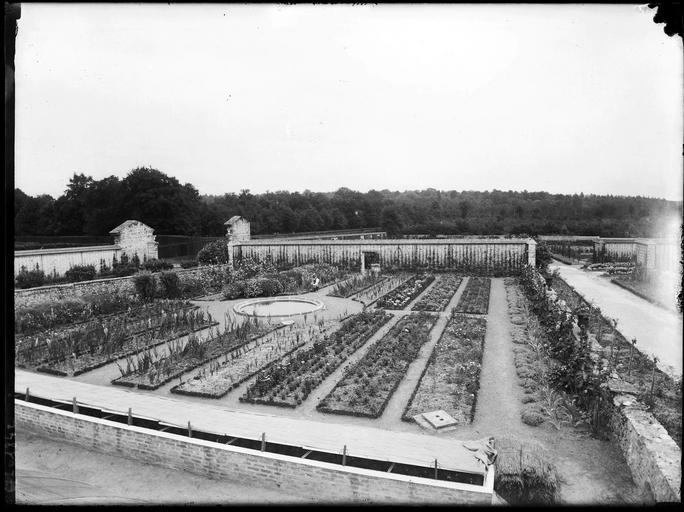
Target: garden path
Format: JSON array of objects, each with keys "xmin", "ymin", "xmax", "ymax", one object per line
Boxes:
[
  {"xmin": 549, "ymin": 262, "xmax": 682, "ymax": 377},
  {"xmin": 375, "ymin": 277, "xmax": 469, "ymax": 427},
  {"xmin": 422, "ymin": 278, "xmax": 651, "ymax": 504},
  {"xmin": 469, "ymin": 278, "xmax": 523, "ymax": 433}
]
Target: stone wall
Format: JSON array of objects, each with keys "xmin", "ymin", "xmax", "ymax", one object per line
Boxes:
[
  {"xmin": 15, "ymin": 400, "xmax": 494, "ymax": 504},
  {"xmin": 13, "ymin": 264, "xmax": 232, "ymax": 309},
  {"xmin": 14, "ymin": 245, "xmax": 121, "ymax": 278},
  {"xmin": 16, "ymin": 220, "xmax": 159, "ymax": 278},
  {"xmin": 235, "ymin": 239, "xmax": 536, "ymax": 272},
  {"xmin": 608, "ymin": 394, "xmax": 681, "ymax": 502},
  {"xmin": 111, "ymin": 220, "xmax": 158, "ymax": 261}
]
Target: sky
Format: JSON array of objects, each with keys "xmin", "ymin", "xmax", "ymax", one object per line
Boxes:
[{"xmin": 14, "ymin": 3, "xmax": 684, "ymax": 201}]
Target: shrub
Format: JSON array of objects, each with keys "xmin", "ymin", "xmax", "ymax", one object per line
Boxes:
[
  {"xmin": 133, "ymin": 272, "xmax": 157, "ymax": 300},
  {"xmin": 142, "ymin": 259, "xmax": 174, "ymax": 273},
  {"xmin": 521, "ymin": 403, "xmax": 545, "ymax": 426},
  {"xmin": 15, "ymin": 265, "xmax": 46, "ymax": 289},
  {"xmin": 259, "ymin": 278, "xmax": 283, "ymax": 297},
  {"xmin": 112, "ymin": 264, "xmax": 138, "ymax": 277},
  {"xmin": 159, "ymin": 271, "xmax": 181, "ymax": 298},
  {"xmin": 244, "ymin": 278, "xmax": 263, "ymax": 298},
  {"xmin": 64, "ymin": 264, "xmax": 97, "ymax": 283},
  {"xmin": 180, "ymin": 259, "xmax": 198, "ymax": 269},
  {"xmin": 197, "ymin": 240, "xmax": 231, "ymax": 265},
  {"xmin": 222, "ymin": 281, "xmax": 246, "ymax": 300}
]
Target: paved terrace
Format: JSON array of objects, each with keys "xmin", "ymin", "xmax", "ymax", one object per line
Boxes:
[{"xmin": 15, "ymin": 369, "xmax": 486, "ymax": 477}]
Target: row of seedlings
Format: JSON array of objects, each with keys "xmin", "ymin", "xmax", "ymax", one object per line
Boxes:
[
  {"xmin": 240, "ymin": 310, "xmax": 393, "ymax": 407},
  {"xmin": 317, "ymin": 312, "xmax": 439, "ymax": 418}
]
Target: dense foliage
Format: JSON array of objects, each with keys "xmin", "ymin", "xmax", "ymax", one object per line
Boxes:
[{"xmin": 15, "ymin": 168, "xmax": 681, "ymax": 237}]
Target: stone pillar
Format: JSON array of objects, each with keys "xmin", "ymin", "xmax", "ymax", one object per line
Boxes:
[
  {"xmin": 360, "ymin": 251, "xmax": 366, "ymax": 275},
  {"xmin": 641, "ymin": 240, "xmax": 656, "ymax": 269},
  {"xmin": 527, "ymin": 239, "xmax": 537, "ymax": 267}
]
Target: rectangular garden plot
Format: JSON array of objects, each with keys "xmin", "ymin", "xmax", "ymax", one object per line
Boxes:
[
  {"xmin": 171, "ymin": 319, "xmax": 341, "ymax": 398},
  {"xmin": 239, "ymin": 310, "xmax": 393, "ymax": 407},
  {"xmin": 327, "ymin": 274, "xmax": 388, "ymax": 298},
  {"xmin": 374, "ymin": 274, "xmax": 435, "ymax": 310},
  {"xmin": 23, "ymin": 304, "xmax": 218, "ymax": 377},
  {"xmin": 453, "ymin": 277, "xmax": 491, "ymax": 315},
  {"xmin": 111, "ymin": 317, "xmax": 278, "ymax": 390},
  {"xmin": 402, "ymin": 313, "xmax": 487, "ymax": 424},
  {"xmin": 317, "ymin": 312, "xmax": 439, "ymax": 418},
  {"xmin": 16, "ymin": 299, "xmax": 197, "ymax": 366},
  {"xmin": 411, "ymin": 274, "xmax": 463, "ymax": 312}
]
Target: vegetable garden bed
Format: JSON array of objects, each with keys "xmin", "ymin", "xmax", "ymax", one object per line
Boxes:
[
  {"xmin": 453, "ymin": 277, "xmax": 491, "ymax": 315},
  {"xmin": 111, "ymin": 318, "xmax": 279, "ymax": 390},
  {"xmin": 327, "ymin": 274, "xmax": 388, "ymax": 298},
  {"xmin": 171, "ymin": 322, "xmax": 327, "ymax": 398},
  {"xmin": 240, "ymin": 310, "xmax": 393, "ymax": 407},
  {"xmin": 17, "ymin": 301, "xmax": 211, "ymax": 372},
  {"xmin": 317, "ymin": 312, "xmax": 438, "ymax": 418},
  {"xmin": 374, "ymin": 274, "xmax": 435, "ymax": 310},
  {"xmin": 15, "ymin": 299, "xmax": 191, "ymax": 361},
  {"xmin": 402, "ymin": 313, "xmax": 486, "ymax": 423},
  {"xmin": 411, "ymin": 274, "xmax": 463, "ymax": 312},
  {"xmin": 37, "ymin": 316, "xmax": 219, "ymax": 377}
]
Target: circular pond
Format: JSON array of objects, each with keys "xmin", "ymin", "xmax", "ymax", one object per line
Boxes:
[{"xmin": 233, "ymin": 297, "xmax": 325, "ymax": 318}]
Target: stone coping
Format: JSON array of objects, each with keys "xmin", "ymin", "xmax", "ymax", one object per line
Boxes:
[
  {"xmin": 237, "ymin": 238, "xmax": 535, "ymax": 246},
  {"xmin": 15, "ymin": 245, "xmax": 121, "ymax": 256}
]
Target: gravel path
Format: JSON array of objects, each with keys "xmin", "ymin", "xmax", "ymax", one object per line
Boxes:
[
  {"xmin": 550, "ymin": 262, "xmax": 682, "ymax": 377},
  {"xmin": 471, "ymin": 278, "xmax": 523, "ymax": 432}
]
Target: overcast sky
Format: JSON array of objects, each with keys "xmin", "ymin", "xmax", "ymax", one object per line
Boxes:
[{"xmin": 14, "ymin": 3, "xmax": 683, "ymax": 201}]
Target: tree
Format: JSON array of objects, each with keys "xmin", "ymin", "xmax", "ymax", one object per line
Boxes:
[{"xmin": 380, "ymin": 206, "xmax": 403, "ymax": 237}]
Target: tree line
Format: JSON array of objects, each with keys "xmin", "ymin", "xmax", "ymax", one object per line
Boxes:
[{"xmin": 14, "ymin": 167, "xmax": 682, "ymax": 239}]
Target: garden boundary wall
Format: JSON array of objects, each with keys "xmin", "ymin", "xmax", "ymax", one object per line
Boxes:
[
  {"xmin": 608, "ymin": 393, "xmax": 681, "ymax": 502},
  {"xmin": 15, "ymin": 400, "xmax": 494, "ymax": 504},
  {"xmin": 537, "ymin": 269, "xmax": 681, "ymax": 502},
  {"xmin": 232, "ymin": 238, "xmax": 536, "ymax": 273},
  {"xmin": 15, "ymin": 220, "xmax": 158, "ymax": 277},
  {"xmin": 14, "ymin": 264, "xmax": 231, "ymax": 309},
  {"xmin": 14, "ymin": 245, "xmax": 122, "ymax": 279},
  {"xmin": 594, "ymin": 237, "xmax": 679, "ymax": 272}
]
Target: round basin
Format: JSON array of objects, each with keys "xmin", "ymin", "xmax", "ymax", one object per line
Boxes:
[{"xmin": 233, "ymin": 297, "xmax": 325, "ymax": 318}]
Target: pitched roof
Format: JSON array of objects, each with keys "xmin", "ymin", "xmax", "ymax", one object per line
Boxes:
[
  {"xmin": 109, "ymin": 220, "xmax": 152, "ymax": 234},
  {"xmin": 224, "ymin": 215, "xmax": 248, "ymax": 225}
]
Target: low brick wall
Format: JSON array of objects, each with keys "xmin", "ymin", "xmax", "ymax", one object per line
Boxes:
[
  {"xmin": 15, "ymin": 401, "xmax": 493, "ymax": 504},
  {"xmin": 608, "ymin": 394, "xmax": 681, "ymax": 502},
  {"xmin": 14, "ymin": 265, "xmax": 231, "ymax": 309}
]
